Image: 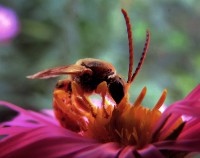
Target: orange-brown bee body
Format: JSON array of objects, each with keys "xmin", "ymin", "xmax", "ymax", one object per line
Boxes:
[{"xmin": 73, "ymin": 58, "xmax": 125, "ymax": 99}]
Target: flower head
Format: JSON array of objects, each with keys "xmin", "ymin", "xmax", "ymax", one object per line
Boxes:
[
  {"xmin": 0, "ymin": 5, "xmax": 19, "ymax": 42},
  {"xmin": 1, "ymin": 85, "xmax": 200, "ymax": 158}
]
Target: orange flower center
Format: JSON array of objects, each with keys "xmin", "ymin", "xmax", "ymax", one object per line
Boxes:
[
  {"xmin": 53, "ymin": 81, "xmax": 183, "ymax": 149},
  {"xmin": 82, "ymin": 84, "xmax": 166, "ymax": 148}
]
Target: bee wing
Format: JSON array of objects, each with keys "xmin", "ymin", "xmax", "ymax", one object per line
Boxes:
[{"xmin": 27, "ymin": 64, "xmax": 92, "ymax": 79}]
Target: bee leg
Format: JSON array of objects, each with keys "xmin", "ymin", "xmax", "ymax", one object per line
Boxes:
[
  {"xmin": 53, "ymin": 92, "xmax": 88, "ymax": 131},
  {"xmin": 71, "ymin": 81, "xmax": 97, "ymax": 118},
  {"xmin": 96, "ymin": 81, "xmax": 110, "ymax": 118},
  {"xmin": 53, "ymin": 80, "xmax": 88, "ymax": 131}
]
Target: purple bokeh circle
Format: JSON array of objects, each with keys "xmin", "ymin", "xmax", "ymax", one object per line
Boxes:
[{"xmin": 0, "ymin": 5, "xmax": 20, "ymax": 41}]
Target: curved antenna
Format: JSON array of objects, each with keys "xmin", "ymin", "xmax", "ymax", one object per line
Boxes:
[
  {"xmin": 131, "ymin": 30, "xmax": 150, "ymax": 82},
  {"xmin": 121, "ymin": 9, "xmax": 134, "ymax": 83}
]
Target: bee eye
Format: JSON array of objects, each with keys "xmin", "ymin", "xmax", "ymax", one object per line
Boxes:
[{"xmin": 107, "ymin": 77, "xmax": 125, "ymax": 104}]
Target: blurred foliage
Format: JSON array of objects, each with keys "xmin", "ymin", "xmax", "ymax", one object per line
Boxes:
[{"xmin": 0, "ymin": 0, "xmax": 200, "ymax": 111}]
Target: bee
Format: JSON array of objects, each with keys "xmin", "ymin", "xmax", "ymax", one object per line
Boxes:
[{"xmin": 27, "ymin": 9, "xmax": 150, "ymax": 132}]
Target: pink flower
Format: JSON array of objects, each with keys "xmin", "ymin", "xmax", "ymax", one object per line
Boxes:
[
  {"xmin": 1, "ymin": 84, "xmax": 200, "ymax": 158},
  {"xmin": 0, "ymin": 5, "xmax": 19, "ymax": 42}
]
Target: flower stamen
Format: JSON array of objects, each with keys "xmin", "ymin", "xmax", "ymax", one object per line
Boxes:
[
  {"xmin": 153, "ymin": 89, "xmax": 167, "ymax": 110},
  {"xmin": 133, "ymin": 86, "xmax": 147, "ymax": 107}
]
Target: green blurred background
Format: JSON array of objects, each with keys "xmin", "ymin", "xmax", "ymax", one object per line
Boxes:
[{"xmin": 0, "ymin": 0, "xmax": 200, "ymax": 111}]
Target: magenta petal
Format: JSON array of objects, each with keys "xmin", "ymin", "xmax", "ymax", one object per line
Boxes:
[
  {"xmin": 0, "ymin": 100, "xmax": 107, "ymax": 158},
  {"xmin": 1, "ymin": 113, "xmax": 43, "ymax": 128},
  {"xmin": 179, "ymin": 120, "xmax": 200, "ymax": 139},
  {"xmin": 41, "ymin": 109, "xmax": 55, "ymax": 118},
  {"xmin": 0, "ymin": 125, "xmax": 97, "ymax": 158},
  {"xmin": 0, "ymin": 101, "xmax": 28, "ymax": 113},
  {"xmin": 152, "ymin": 86, "xmax": 200, "ymax": 139},
  {"xmin": 162, "ymin": 84, "xmax": 200, "ymax": 117},
  {"xmin": 184, "ymin": 84, "xmax": 200, "ymax": 101},
  {"xmin": 28, "ymin": 110, "xmax": 59, "ymax": 125},
  {"xmin": 138, "ymin": 145, "xmax": 165, "ymax": 158},
  {"xmin": 157, "ymin": 101, "xmax": 200, "ymax": 137},
  {"xmin": 75, "ymin": 142, "xmax": 121, "ymax": 158},
  {"xmin": 165, "ymin": 100, "xmax": 200, "ymax": 118},
  {"xmin": 0, "ymin": 101, "xmax": 58, "ymax": 126},
  {"xmin": 155, "ymin": 139, "xmax": 200, "ymax": 152},
  {"xmin": 118, "ymin": 146, "xmax": 136, "ymax": 158},
  {"xmin": 0, "ymin": 126, "xmax": 32, "ymax": 136}
]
